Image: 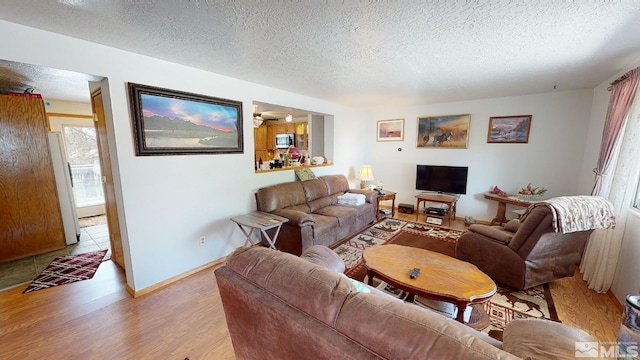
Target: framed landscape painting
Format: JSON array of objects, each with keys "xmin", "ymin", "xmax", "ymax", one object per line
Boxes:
[
  {"xmin": 487, "ymin": 115, "xmax": 532, "ymax": 143},
  {"xmin": 416, "ymin": 114, "xmax": 470, "ymax": 149},
  {"xmin": 128, "ymin": 83, "xmax": 243, "ymax": 155},
  {"xmin": 377, "ymin": 119, "xmax": 404, "ymax": 141}
]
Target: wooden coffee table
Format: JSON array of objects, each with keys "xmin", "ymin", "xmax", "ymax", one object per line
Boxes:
[{"xmin": 363, "ymin": 244, "xmax": 496, "ymax": 328}]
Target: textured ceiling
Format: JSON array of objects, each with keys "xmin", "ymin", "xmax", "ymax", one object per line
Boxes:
[
  {"xmin": 0, "ymin": 59, "xmax": 102, "ymax": 103},
  {"xmin": 1, "ymin": 1, "xmax": 640, "ymax": 109}
]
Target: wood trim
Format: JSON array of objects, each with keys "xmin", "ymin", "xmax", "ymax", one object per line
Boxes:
[
  {"xmin": 129, "ymin": 256, "xmax": 227, "ymax": 298},
  {"xmin": 607, "ymin": 290, "xmax": 624, "ymax": 312},
  {"xmin": 46, "ymin": 112, "xmax": 93, "ymax": 119}
]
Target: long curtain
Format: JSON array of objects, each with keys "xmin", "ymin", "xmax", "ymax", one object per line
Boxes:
[
  {"xmin": 581, "ymin": 67, "xmax": 640, "ymax": 293},
  {"xmin": 592, "ymin": 67, "xmax": 640, "ymax": 195}
]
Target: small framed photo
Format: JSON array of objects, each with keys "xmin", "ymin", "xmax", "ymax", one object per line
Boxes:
[
  {"xmin": 128, "ymin": 82, "xmax": 243, "ymax": 155},
  {"xmin": 487, "ymin": 115, "xmax": 532, "ymax": 143},
  {"xmin": 417, "ymin": 114, "xmax": 470, "ymax": 149},
  {"xmin": 377, "ymin": 119, "xmax": 404, "ymax": 142}
]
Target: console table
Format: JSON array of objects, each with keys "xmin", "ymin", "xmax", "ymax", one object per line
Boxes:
[
  {"xmin": 415, "ymin": 193, "xmax": 458, "ymax": 226},
  {"xmin": 483, "ymin": 192, "xmax": 536, "ymax": 225},
  {"xmin": 230, "ymin": 211, "xmax": 289, "ymax": 249}
]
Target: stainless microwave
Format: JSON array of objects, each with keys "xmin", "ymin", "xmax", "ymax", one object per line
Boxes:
[{"xmin": 275, "ymin": 133, "xmax": 295, "ymax": 148}]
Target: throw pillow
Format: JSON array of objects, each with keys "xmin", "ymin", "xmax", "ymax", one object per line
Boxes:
[
  {"xmin": 504, "ymin": 219, "xmax": 521, "ymax": 233},
  {"xmin": 295, "ymin": 168, "xmax": 316, "ymax": 181}
]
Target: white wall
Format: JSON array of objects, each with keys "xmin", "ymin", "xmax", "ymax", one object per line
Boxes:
[
  {"xmin": 0, "ymin": 20, "xmax": 367, "ymax": 291},
  {"xmin": 365, "ymin": 90, "xmax": 594, "ymax": 222},
  {"xmin": 45, "ymin": 99, "xmax": 93, "ymax": 115}
]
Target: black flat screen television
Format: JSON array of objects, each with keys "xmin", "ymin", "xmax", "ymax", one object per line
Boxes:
[{"xmin": 416, "ymin": 165, "xmax": 468, "ymax": 195}]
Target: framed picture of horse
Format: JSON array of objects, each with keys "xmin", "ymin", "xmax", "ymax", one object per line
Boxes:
[
  {"xmin": 487, "ymin": 115, "xmax": 532, "ymax": 143},
  {"xmin": 416, "ymin": 114, "xmax": 470, "ymax": 149}
]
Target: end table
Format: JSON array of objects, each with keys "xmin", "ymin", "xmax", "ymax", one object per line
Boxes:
[{"xmin": 376, "ymin": 191, "xmax": 396, "ymax": 221}]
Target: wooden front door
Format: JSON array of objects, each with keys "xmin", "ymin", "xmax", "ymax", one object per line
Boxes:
[{"xmin": 91, "ymin": 89, "xmax": 125, "ymax": 269}]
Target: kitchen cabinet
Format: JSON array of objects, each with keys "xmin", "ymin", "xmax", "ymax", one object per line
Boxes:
[
  {"xmin": 296, "ymin": 134, "xmax": 307, "ymax": 150},
  {"xmin": 254, "ymin": 126, "xmax": 267, "ymax": 149},
  {"xmin": 263, "ymin": 122, "xmax": 306, "ymax": 152},
  {"xmin": 295, "ymin": 123, "xmax": 308, "ymax": 150},
  {"xmin": 285, "ymin": 123, "xmax": 296, "ymax": 133},
  {"xmin": 254, "ymin": 126, "xmax": 271, "ymax": 162},
  {"xmin": 267, "ymin": 124, "xmax": 276, "ymax": 150}
]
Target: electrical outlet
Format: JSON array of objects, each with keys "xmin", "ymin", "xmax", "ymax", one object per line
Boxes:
[{"xmin": 199, "ymin": 236, "xmax": 206, "ymax": 246}]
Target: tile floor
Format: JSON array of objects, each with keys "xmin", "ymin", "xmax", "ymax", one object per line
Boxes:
[{"xmin": 0, "ymin": 221, "xmax": 110, "ymax": 292}]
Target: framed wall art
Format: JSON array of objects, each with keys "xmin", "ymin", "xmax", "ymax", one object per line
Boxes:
[
  {"xmin": 416, "ymin": 114, "xmax": 470, "ymax": 149},
  {"xmin": 487, "ymin": 115, "xmax": 532, "ymax": 143},
  {"xmin": 377, "ymin": 119, "xmax": 404, "ymax": 141},
  {"xmin": 128, "ymin": 82, "xmax": 243, "ymax": 155}
]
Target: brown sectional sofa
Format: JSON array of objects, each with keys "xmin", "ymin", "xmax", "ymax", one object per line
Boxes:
[
  {"xmin": 215, "ymin": 245, "xmax": 597, "ymax": 359},
  {"xmin": 255, "ymin": 174, "xmax": 377, "ymax": 255}
]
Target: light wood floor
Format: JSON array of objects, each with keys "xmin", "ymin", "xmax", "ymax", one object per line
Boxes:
[{"xmin": 0, "ymin": 214, "xmax": 623, "ymax": 359}]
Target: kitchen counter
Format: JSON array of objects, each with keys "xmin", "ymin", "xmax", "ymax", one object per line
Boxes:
[{"xmin": 255, "ymin": 163, "xmax": 333, "ymax": 173}]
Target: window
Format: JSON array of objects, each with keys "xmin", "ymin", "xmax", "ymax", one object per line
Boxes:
[{"xmin": 62, "ymin": 125, "xmax": 104, "ymax": 207}]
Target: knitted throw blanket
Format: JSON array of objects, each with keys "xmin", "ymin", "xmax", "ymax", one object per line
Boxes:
[{"xmin": 521, "ymin": 196, "xmax": 616, "ymax": 233}]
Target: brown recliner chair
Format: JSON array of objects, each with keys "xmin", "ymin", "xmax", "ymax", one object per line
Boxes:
[{"xmin": 455, "ymin": 205, "xmax": 592, "ymax": 290}]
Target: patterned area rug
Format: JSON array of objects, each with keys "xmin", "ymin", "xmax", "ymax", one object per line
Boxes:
[
  {"xmin": 23, "ymin": 250, "xmax": 108, "ymax": 293},
  {"xmin": 332, "ymin": 218, "xmax": 558, "ymax": 334},
  {"xmin": 333, "ymin": 218, "xmax": 463, "ymax": 281}
]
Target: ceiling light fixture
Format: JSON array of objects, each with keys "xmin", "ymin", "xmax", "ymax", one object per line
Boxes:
[{"xmin": 285, "ymin": 114, "xmax": 293, "ymax": 122}]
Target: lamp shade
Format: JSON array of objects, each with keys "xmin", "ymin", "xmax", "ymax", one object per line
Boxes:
[{"xmin": 357, "ymin": 165, "xmax": 375, "ymax": 181}]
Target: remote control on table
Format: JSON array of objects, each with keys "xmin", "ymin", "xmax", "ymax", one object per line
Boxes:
[{"xmin": 410, "ymin": 267, "xmax": 420, "ymax": 279}]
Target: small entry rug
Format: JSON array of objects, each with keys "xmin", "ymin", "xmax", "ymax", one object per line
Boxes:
[
  {"xmin": 332, "ymin": 218, "xmax": 558, "ymax": 334},
  {"xmin": 78, "ymin": 215, "xmax": 107, "ymax": 228},
  {"xmin": 23, "ymin": 250, "xmax": 108, "ymax": 293}
]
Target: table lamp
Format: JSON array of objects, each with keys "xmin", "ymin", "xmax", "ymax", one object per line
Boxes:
[{"xmin": 357, "ymin": 165, "xmax": 375, "ymax": 189}]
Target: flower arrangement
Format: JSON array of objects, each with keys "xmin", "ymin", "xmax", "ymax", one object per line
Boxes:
[{"xmin": 518, "ymin": 183, "xmax": 547, "ymax": 199}]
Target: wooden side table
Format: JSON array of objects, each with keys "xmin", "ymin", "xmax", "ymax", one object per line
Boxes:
[
  {"xmin": 230, "ymin": 211, "xmax": 289, "ymax": 249},
  {"xmin": 376, "ymin": 191, "xmax": 396, "ymax": 221},
  {"xmin": 415, "ymin": 193, "xmax": 457, "ymax": 226}
]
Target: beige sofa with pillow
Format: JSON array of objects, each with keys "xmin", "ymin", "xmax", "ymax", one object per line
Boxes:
[{"xmin": 255, "ymin": 174, "xmax": 377, "ymax": 255}]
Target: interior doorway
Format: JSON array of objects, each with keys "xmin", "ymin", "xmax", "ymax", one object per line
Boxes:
[{"xmin": 62, "ymin": 124, "xmax": 106, "ymax": 218}]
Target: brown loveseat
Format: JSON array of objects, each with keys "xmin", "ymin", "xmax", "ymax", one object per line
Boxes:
[
  {"xmin": 255, "ymin": 174, "xmax": 377, "ymax": 255},
  {"xmin": 215, "ymin": 246, "xmax": 597, "ymax": 359}
]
